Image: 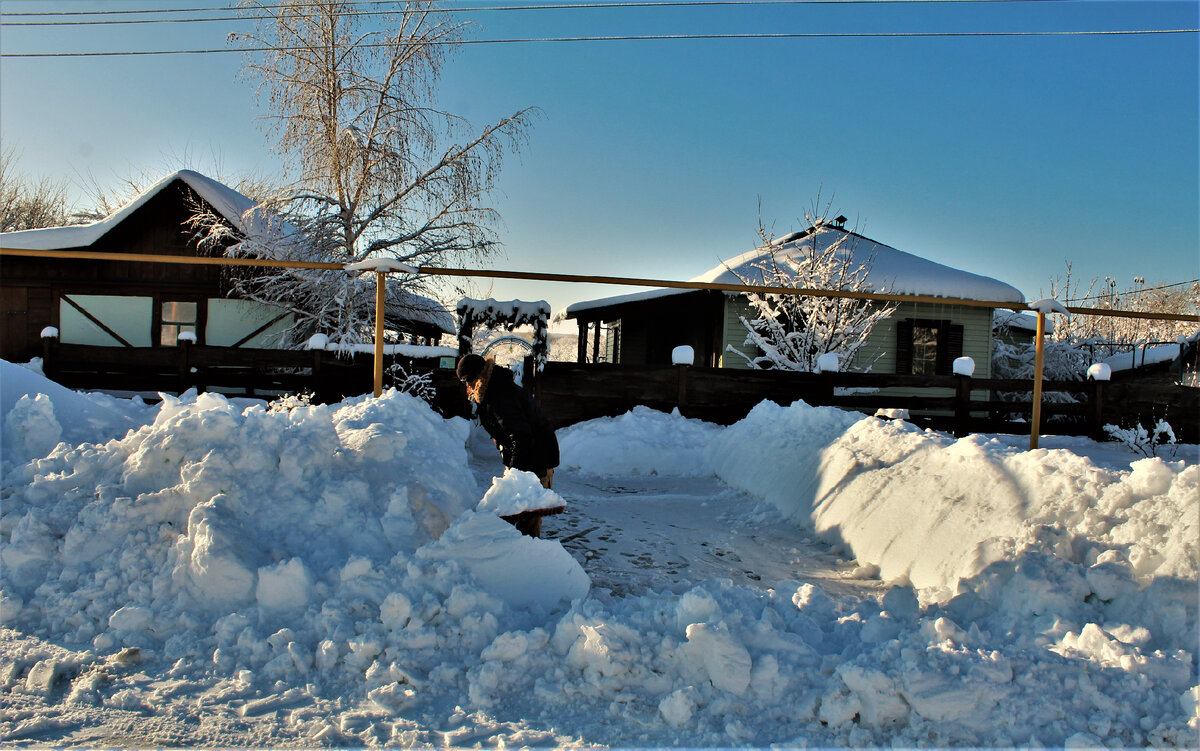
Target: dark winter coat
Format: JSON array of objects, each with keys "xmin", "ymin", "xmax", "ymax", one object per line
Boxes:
[{"xmin": 470, "ymin": 360, "xmax": 559, "ymax": 474}]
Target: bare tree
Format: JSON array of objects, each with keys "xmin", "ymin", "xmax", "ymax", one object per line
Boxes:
[
  {"xmin": 729, "ymin": 201, "xmax": 897, "ymax": 372},
  {"xmin": 1043, "ymin": 262, "xmax": 1199, "ymax": 359},
  {"xmin": 0, "ymin": 147, "xmax": 80, "ymax": 232},
  {"xmin": 77, "ymin": 154, "xmax": 283, "ymax": 223},
  {"xmin": 202, "ymin": 0, "xmax": 536, "ymax": 346}
]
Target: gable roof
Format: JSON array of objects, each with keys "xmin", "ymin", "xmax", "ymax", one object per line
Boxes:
[
  {"xmin": 0, "ymin": 169, "xmax": 265, "ymax": 251},
  {"xmin": 0, "ymin": 170, "xmax": 456, "ymax": 335},
  {"xmin": 567, "ymin": 225, "xmax": 1026, "ymax": 316}
]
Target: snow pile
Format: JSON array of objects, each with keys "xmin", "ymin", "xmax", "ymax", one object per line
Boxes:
[
  {"xmin": 1, "ymin": 382, "xmax": 588, "ymax": 709},
  {"xmin": 1104, "ymin": 341, "xmax": 1182, "ymax": 372},
  {"xmin": 711, "ymin": 401, "xmax": 1197, "ymax": 616},
  {"xmin": 558, "ymin": 405, "xmax": 721, "ymax": 476},
  {"xmin": 477, "ymin": 468, "xmax": 564, "ymax": 516},
  {"xmin": 0, "ymin": 359, "xmax": 155, "ymax": 467},
  {"xmin": 2, "ymin": 367, "xmax": 1197, "ymax": 748}
]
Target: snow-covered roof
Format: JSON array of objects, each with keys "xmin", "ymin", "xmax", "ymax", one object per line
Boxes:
[
  {"xmin": 1102, "ymin": 342, "xmax": 1183, "ymax": 373},
  {"xmin": 567, "ymin": 226, "xmax": 1025, "ymax": 316},
  {"xmin": 994, "ymin": 309, "xmax": 1055, "ymax": 336},
  {"xmin": 2, "ymin": 169, "xmax": 456, "ymax": 335},
  {"xmin": 0, "ymin": 169, "xmax": 264, "ymax": 250},
  {"xmin": 391, "ymin": 294, "xmax": 456, "ymax": 335}
]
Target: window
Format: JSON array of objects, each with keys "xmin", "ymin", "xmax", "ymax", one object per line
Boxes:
[
  {"xmin": 911, "ymin": 323, "xmax": 940, "ymax": 375},
  {"xmin": 161, "ymin": 301, "xmax": 198, "ymax": 346},
  {"xmin": 896, "ymin": 319, "xmax": 963, "ymax": 375},
  {"xmin": 59, "ymin": 295, "xmax": 153, "ymax": 347}
]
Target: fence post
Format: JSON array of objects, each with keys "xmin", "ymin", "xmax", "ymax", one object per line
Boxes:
[
  {"xmin": 41, "ymin": 328, "xmax": 58, "ymax": 380},
  {"xmin": 373, "ymin": 270, "xmax": 385, "ymax": 398},
  {"xmin": 178, "ymin": 337, "xmax": 192, "ymax": 394},
  {"xmin": 953, "ymin": 374, "xmax": 972, "ymax": 437},
  {"xmin": 672, "ymin": 346, "xmax": 694, "ymax": 415},
  {"xmin": 1085, "ymin": 363, "xmax": 1111, "ymax": 441},
  {"xmin": 310, "ymin": 348, "xmax": 322, "ymax": 401},
  {"xmin": 677, "ymin": 364, "xmax": 689, "ymax": 414},
  {"xmin": 1030, "ymin": 310, "xmax": 1047, "ymax": 449},
  {"xmin": 1088, "ymin": 378, "xmax": 1105, "ymax": 440}
]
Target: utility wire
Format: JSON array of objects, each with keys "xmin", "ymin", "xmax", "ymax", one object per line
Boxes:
[
  {"xmin": 1066, "ymin": 278, "xmax": 1200, "ymax": 305},
  {"xmin": 3, "ymin": 28, "xmax": 1194, "ymax": 58},
  {"xmin": 0, "ymin": 0, "xmax": 1063, "ymax": 21}
]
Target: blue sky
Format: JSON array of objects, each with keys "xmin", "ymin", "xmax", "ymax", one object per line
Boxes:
[{"xmin": 2, "ymin": 0, "xmax": 1197, "ymax": 320}]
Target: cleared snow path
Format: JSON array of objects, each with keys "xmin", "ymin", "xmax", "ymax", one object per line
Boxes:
[{"xmin": 471, "ymin": 454, "xmax": 885, "ymax": 601}]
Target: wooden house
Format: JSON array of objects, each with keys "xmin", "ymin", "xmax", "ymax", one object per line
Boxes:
[
  {"xmin": 0, "ymin": 170, "xmax": 453, "ymax": 365},
  {"xmin": 565, "ymin": 223, "xmax": 1026, "ymax": 379}
]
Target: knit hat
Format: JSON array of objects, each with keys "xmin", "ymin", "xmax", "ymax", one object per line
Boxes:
[{"xmin": 456, "ymin": 354, "xmax": 486, "ymax": 382}]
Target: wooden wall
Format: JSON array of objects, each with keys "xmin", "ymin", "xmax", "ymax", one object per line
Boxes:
[{"xmin": 1, "ymin": 181, "xmax": 229, "ymax": 362}]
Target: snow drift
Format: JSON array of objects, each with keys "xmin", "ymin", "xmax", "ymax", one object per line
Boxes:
[{"xmin": 1, "ymin": 362, "xmax": 1197, "ymax": 747}]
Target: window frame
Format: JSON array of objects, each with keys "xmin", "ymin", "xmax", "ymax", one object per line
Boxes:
[
  {"xmin": 155, "ymin": 296, "xmax": 205, "ymax": 347},
  {"xmin": 895, "ymin": 318, "xmax": 964, "ymax": 376}
]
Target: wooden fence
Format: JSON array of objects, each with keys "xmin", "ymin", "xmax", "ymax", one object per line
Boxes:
[
  {"xmin": 39, "ymin": 338, "xmax": 470, "ymax": 419},
  {"xmin": 525, "ymin": 361, "xmax": 1200, "ymax": 442},
  {"xmin": 38, "ymin": 337, "xmax": 1197, "ymax": 442}
]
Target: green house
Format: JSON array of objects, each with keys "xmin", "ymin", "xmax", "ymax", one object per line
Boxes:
[{"xmin": 565, "ymin": 223, "xmax": 1026, "ymax": 379}]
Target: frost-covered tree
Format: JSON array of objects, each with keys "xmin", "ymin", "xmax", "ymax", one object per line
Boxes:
[
  {"xmin": 991, "ymin": 326, "xmax": 1090, "ymax": 413},
  {"xmin": 0, "ymin": 148, "xmax": 79, "ymax": 232},
  {"xmin": 1043, "ymin": 263, "xmax": 1198, "ymax": 359},
  {"xmin": 198, "ymin": 0, "xmax": 536, "ymax": 347},
  {"xmin": 993, "ymin": 265, "xmax": 1198, "ymax": 390},
  {"xmin": 729, "ymin": 207, "xmax": 897, "ymax": 372},
  {"xmin": 78, "ymin": 156, "xmax": 281, "ymax": 223}
]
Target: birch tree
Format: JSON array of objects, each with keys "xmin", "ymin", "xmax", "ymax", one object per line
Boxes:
[
  {"xmin": 729, "ymin": 205, "xmax": 897, "ymax": 372},
  {"xmin": 200, "ymin": 0, "xmax": 535, "ymax": 346}
]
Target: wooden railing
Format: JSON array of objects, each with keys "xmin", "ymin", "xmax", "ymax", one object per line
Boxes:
[
  {"xmin": 35, "ymin": 340, "xmax": 1197, "ymax": 441},
  {"xmin": 40, "ymin": 338, "xmax": 470, "ymax": 419},
  {"xmin": 526, "ymin": 361, "xmax": 1199, "ymax": 442}
]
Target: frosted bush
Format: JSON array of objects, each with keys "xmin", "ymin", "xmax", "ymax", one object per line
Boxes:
[{"xmin": 1103, "ymin": 420, "xmax": 1179, "ymax": 459}]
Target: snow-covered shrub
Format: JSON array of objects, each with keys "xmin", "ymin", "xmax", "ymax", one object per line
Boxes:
[
  {"xmin": 991, "ymin": 338, "xmax": 1091, "ymax": 384},
  {"xmin": 268, "ymin": 392, "xmax": 315, "ymax": 413},
  {"xmin": 386, "ymin": 364, "xmax": 435, "ymax": 403},
  {"xmin": 990, "ymin": 339, "xmax": 1089, "ymax": 424},
  {"xmin": 1103, "ymin": 420, "xmax": 1179, "ymax": 459}
]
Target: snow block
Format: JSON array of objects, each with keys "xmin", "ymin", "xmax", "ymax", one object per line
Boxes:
[
  {"xmin": 683, "ymin": 622, "xmax": 751, "ymax": 695},
  {"xmin": 672, "ymin": 345, "xmax": 695, "ymax": 366},
  {"xmin": 184, "ymin": 496, "xmax": 259, "ymax": 605},
  {"xmin": 416, "ymin": 512, "xmax": 588, "ymax": 611}
]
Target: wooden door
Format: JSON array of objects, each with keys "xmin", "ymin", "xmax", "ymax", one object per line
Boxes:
[{"xmin": 1, "ymin": 285, "xmax": 32, "ymax": 362}]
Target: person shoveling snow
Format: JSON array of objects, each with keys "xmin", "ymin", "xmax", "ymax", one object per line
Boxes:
[{"xmin": 457, "ymin": 354, "xmax": 562, "ymax": 536}]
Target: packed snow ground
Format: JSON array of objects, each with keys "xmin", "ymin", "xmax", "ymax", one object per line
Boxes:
[{"xmin": 0, "ymin": 359, "xmax": 1197, "ymax": 748}]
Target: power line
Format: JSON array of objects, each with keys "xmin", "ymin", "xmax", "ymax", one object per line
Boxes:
[
  {"xmin": 1065, "ymin": 278, "xmax": 1200, "ymax": 305},
  {"xmin": 3, "ymin": 246, "xmax": 1196, "ymax": 322},
  {"xmin": 3, "ymin": 28, "xmax": 1193, "ymax": 58},
  {"xmin": 0, "ymin": 0, "xmax": 1060, "ymax": 22}
]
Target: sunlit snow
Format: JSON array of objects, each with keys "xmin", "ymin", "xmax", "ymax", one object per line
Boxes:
[{"xmin": 1, "ymin": 358, "xmax": 1196, "ymax": 747}]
